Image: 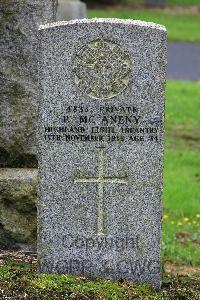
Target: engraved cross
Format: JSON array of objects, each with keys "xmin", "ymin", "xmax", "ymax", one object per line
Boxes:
[{"xmin": 74, "ymin": 147, "xmax": 128, "ymax": 235}]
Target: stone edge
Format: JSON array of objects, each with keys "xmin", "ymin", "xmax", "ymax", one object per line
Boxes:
[{"xmin": 38, "ymin": 18, "xmax": 166, "ymax": 32}]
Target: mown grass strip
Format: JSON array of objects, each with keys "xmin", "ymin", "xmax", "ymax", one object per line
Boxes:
[{"xmin": 88, "ymin": 9, "xmax": 200, "ymax": 42}]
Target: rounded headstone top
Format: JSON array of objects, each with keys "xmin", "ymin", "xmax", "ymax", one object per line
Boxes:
[{"xmin": 39, "ymin": 18, "xmax": 167, "ymax": 32}]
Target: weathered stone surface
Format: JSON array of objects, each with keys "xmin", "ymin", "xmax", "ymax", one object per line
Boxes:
[
  {"xmin": 0, "ymin": 168, "xmax": 37, "ymax": 248},
  {"xmin": 38, "ymin": 19, "xmax": 167, "ymax": 289},
  {"xmin": 0, "ymin": 0, "xmax": 57, "ymax": 167},
  {"xmin": 56, "ymin": 0, "xmax": 86, "ymax": 21}
]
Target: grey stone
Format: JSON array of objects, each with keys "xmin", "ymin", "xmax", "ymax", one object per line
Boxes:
[
  {"xmin": 56, "ymin": 0, "xmax": 86, "ymax": 21},
  {"xmin": 0, "ymin": 0, "xmax": 57, "ymax": 167},
  {"xmin": 145, "ymin": 0, "xmax": 165, "ymax": 7},
  {"xmin": 38, "ymin": 19, "xmax": 167, "ymax": 289},
  {"xmin": 0, "ymin": 168, "xmax": 38, "ymax": 248}
]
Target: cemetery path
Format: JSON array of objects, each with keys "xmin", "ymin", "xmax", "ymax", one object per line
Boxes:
[
  {"xmin": 167, "ymin": 42, "xmax": 200, "ymax": 81},
  {"xmin": 165, "ymin": 262, "xmax": 200, "ymax": 275}
]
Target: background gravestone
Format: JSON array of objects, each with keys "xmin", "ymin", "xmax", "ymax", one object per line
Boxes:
[
  {"xmin": 57, "ymin": 0, "xmax": 86, "ymax": 21},
  {"xmin": 0, "ymin": 0, "xmax": 57, "ymax": 166},
  {"xmin": 38, "ymin": 19, "xmax": 167, "ymax": 289},
  {"xmin": 145, "ymin": 0, "xmax": 165, "ymax": 7},
  {"xmin": 0, "ymin": 0, "xmax": 57, "ymax": 249}
]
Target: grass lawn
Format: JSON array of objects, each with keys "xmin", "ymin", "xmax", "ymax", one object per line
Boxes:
[
  {"xmin": 168, "ymin": 0, "xmax": 200, "ymax": 4},
  {"xmin": 0, "ymin": 81, "xmax": 199, "ymax": 298},
  {"xmin": 0, "ymin": 259, "xmax": 199, "ymax": 299},
  {"xmin": 88, "ymin": 9, "xmax": 200, "ymax": 42},
  {"xmin": 162, "ymin": 80, "xmax": 200, "ymax": 266},
  {"xmin": 121, "ymin": 0, "xmax": 200, "ymax": 5}
]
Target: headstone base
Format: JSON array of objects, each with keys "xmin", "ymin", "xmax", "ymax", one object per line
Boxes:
[{"xmin": 0, "ymin": 168, "xmax": 37, "ymax": 249}]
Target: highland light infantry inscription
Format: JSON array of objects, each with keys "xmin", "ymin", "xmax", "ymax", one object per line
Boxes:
[
  {"xmin": 38, "ymin": 19, "xmax": 167, "ymax": 289},
  {"xmin": 43, "ymin": 103, "xmax": 158, "ymax": 143}
]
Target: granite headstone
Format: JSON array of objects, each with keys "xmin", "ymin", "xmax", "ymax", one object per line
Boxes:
[
  {"xmin": 56, "ymin": 0, "xmax": 86, "ymax": 21},
  {"xmin": 38, "ymin": 19, "xmax": 167, "ymax": 289},
  {"xmin": 0, "ymin": 0, "xmax": 57, "ymax": 249},
  {"xmin": 0, "ymin": 0, "xmax": 57, "ymax": 167}
]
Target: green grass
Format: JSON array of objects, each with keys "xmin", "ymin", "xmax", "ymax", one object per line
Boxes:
[
  {"xmin": 167, "ymin": 0, "xmax": 200, "ymax": 5},
  {"xmin": 125, "ymin": 0, "xmax": 200, "ymax": 5},
  {"xmin": 166, "ymin": 81, "xmax": 200, "ymax": 129},
  {"xmin": 88, "ymin": 9, "xmax": 200, "ymax": 42},
  {"xmin": 0, "ymin": 260, "xmax": 199, "ymax": 300},
  {"xmin": 162, "ymin": 80, "xmax": 200, "ymax": 266}
]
